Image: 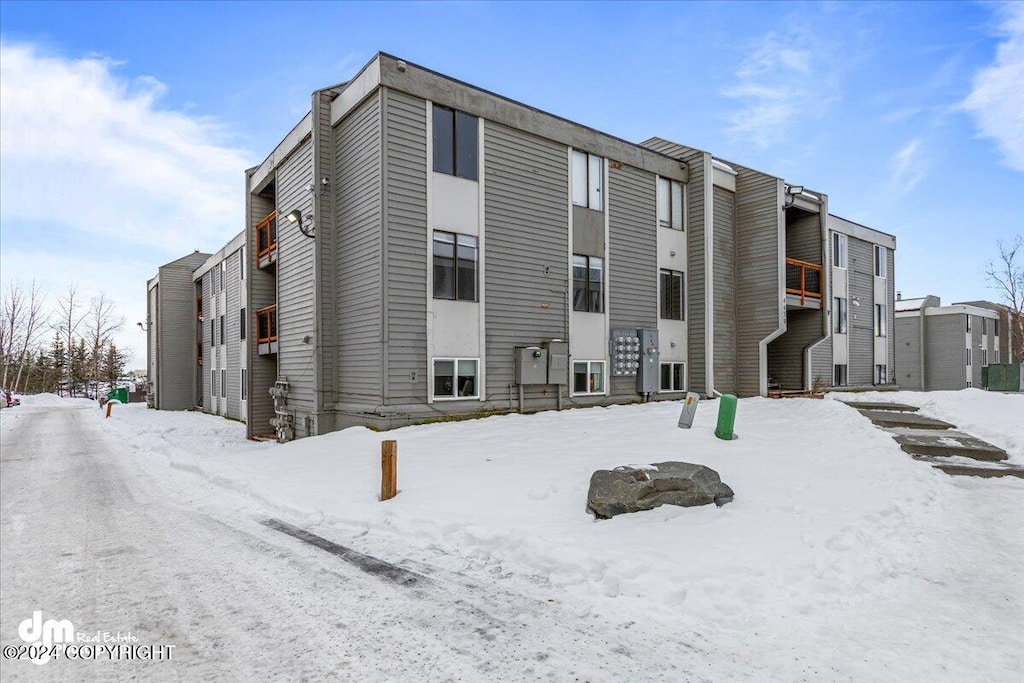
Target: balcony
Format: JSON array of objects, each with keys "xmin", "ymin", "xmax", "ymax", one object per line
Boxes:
[
  {"xmin": 256, "ymin": 211, "xmax": 278, "ymax": 270},
  {"xmin": 256, "ymin": 304, "xmax": 278, "ymax": 355},
  {"xmin": 785, "ymin": 258, "xmax": 823, "ymax": 309}
]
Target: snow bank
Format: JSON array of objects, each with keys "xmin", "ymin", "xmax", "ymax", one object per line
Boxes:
[
  {"xmin": 92, "ymin": 393, "xmax": 1024, "ymax": 681},
  {"xmin": 15, "ymin": 392, "xmax": 95, "ymax": 408}
]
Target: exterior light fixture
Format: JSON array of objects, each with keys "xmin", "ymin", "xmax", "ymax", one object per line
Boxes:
[
  {"xmin": 783, "ymin": 184, "xmax": 805, "ymax": 209},
  {"xmin": 286, "ymin": 208, "xmax": 315, "ymax": 239},
  {"xmin": 137, "ymin": 320, "xmax": 150, "ymax": 332}
]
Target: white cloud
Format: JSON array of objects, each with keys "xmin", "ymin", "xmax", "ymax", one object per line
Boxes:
[
  {"xmin": 720, "ymin": 29, "xmax": 840, "ymax": 149},
  {"xmin": 960, "ymin": 4, "xmax": 1024, "ymax": 172},
  {"xmin": 0, "ymin": 42, "xmax": 254, "ymax": 254},
  {"xmin": 889, "ymin": 139, "xmax": 927, "ymax": 195}
]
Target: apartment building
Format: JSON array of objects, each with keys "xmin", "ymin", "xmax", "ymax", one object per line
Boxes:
[
  {"xmin": 953, "ymin": 300, "xmax": 1021, "ymax": 364},
  {"xmin": 895, "ymin": 296, "xmax": 999, "ymax": 390},
  {"xmin": 146, "ymin": 52, "xmax": 897, "ymax": 439}
]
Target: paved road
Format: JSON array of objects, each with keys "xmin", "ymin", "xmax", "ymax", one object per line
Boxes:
[{"xmin": 0, "ymin": 403, "xmax": 703, "ymax": 682}]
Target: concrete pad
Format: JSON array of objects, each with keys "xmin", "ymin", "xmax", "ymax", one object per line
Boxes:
[
  {"xmin": 887, "ymin": 428, "xmax": 1009, "ymax": 462},
  {"xmin": 929, "ymin": 464, "xmax": 1024, "ymax": 479},
  {"xmin": 856, "ymin": 409, "xmax": 954, "ymax": 430},
  {"xmin": 838, "ymin": 401, "xmax": 919, "ymax": 412}
]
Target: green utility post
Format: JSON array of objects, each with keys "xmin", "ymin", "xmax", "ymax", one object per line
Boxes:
[{"xmin": 714, "ymin": 394, "xmax": 738, "ymax": 440}]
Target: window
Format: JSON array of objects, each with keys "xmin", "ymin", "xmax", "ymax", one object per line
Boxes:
[
  {"xmin": 212, "ymin": 267, "xmax": 219, "ymax": 293},
  {"xmin": 220, "ymin": 261, "xmax": 226, "ymax": 291},
  {"xmin": 210, "ymin": 319, "xmax": 215, "ymax": 346},
  {"xmin": 433, "ymin": 231, "xmax": 478, "ymax": 301},
  {"xmin": 966, "ymin": 348, "xmax": 972, "ymax": 366},
  {"xmin": 240, "ymin": 249, "xmax": 245, "ymax": 280},
  {"xmin": 982, "ymin": 348, "xmax": 988, "ymax": 366},
  {"xmin": 219, "ymin": 315, "xmax": 225, "ymax": 346},
  {"xmin": 834, "ymin": 364, "xmax": 848, "ymax": 386},
  {"xmin": 833, "ymin": 297, "xmax": 848, "ymax": 334},
  {"xmin": 660, "ymin": 362, "xmax": 685, "ymax": 392},
  {"xmin": 240, "ymin": 308, "xmax": 246, "ymax": 340},
  {"xmin": 995, "ymin": 349, "xmax": 1001, "ymax": 364},
  {"xmin": 572, "ymin": 255, "xmax": 604, "ymax": 313},
  {"xmin": 432, "ymin": 105, "xmax": 478, "ymax": 181},
  {"xmin": 874, "ymin": 245, "xmax": 886, "ymax": 278},
  {"xmin": 573, "ymin": 360, "xmax": 606, "ymax": 395},
  {"xmin": 572, "ymin": 150, "xmax": 603, "ymax": 210},
  {"xmin": 657, "ymin": 177, "xmax": 684, "ymax": 230},
  {"xmin": 982, "ymin": 318, "xmax": 988, "ymax": 335},
  {"xmin": 660, "ymin": 269, "xmax": 685, "ymax": 320},
  {"xmin": 874, "ymin": 304, "xmax": 887, "ymax": 337},
  {"xmin": 256, "ymin": 211, "xmax": 277, "ymax": 260},
  {"xmin": 432, "ymin": 358, "xmax": 479, "ymax": 399},
  {"xmin": 832, "ymin": 232, "xmax": 847, "ymax": 269},
  {"xmin": 875, "ymin": 364, "xmax": 887, "ymax": 384},
  {"xmin": 221, "ymin": 369, "xmax": 226, "ymax": 398},
  {"xmin": 241, "ymin": 368, "xmax": 247, "ymax": 401},
  {"xmin": 211, "ymin": 370, "xmax": 216, "ymax": 398},
  {"xmin": 966, "ymin": 315, "xmax": 972, "ymax": 333},
  {"xmin": 256, "ymin": 305, "xmax": 277, "ymax": 342},
  {"xmin": 994, "ymin": 318, "xmax": 1000, "ymax": 335}
]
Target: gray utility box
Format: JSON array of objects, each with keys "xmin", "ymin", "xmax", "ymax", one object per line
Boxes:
[
  {"xmin": 546, "ymin": 340, "xmax": 569, "ymax": 386},
  {"xmin": 514, "ymin": 347, "xmax": 548, "ymax": 385},
  {"xmin": 637, "ymin": 328, "xmax": 660, "ymax": 393}
]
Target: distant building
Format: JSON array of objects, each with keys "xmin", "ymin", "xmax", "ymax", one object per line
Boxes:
[
  {"xmin": 953, "ymin": 300, "xmax": 1022, "ymax": 365},
  {"xmin": 895, "ymin": 296, "xmax": 1000, "ymax": 390}
]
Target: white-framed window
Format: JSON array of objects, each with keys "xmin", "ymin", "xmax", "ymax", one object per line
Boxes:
[
  {"xmin": 240, "ymin": 248, "xmax": 245, "ymax": 280},
  {"xmin": 875, "ymin": 364, "xmax": 887, "ymax": 384},
  {"xmin": 211, "ymin": 370, "xmax": 216, "ymax": 398},
  {"xmin": 572, "ymin": 149, "xmax": 603, "ymax": 210},
  {"xmin": 982, "ymin": 348, "xmax": 988, "ymax": 366},
  {"xmin": 660, "ymin": 362, "xmax": 685, "ymax": 392},
  {"xmin": 657, "ymin": 177, "xmax": 684, "ymax": 230},
  {"xmin": 241, "ymin": 368, "xmax": 247, "ymax": 401},
  {"xmin": 433, "ymin": 231, "xmax": 478, "ymax": 301},
  {"xmin": 659, "ymin": 269, "xmax": 684, "ymax": 320},
  {"xmin": 433, "ymin": 105, "xmax": 478, "ymax": 181},
  {"xmin": 220, "ymin": 261, "xmax": 226, "ymax": 291},
  {"xmin": 994, "ymin": 349, "xmax": 1000, "ymax": 364},
  {"xmin": 834, "ymin": 364, "xmax": 848, "ymax": 386},
  {"xmin": 219, "ymin": 315, "xmax": 225, "ymax": 347},
  {"xmin": 221, "ymin": 369, "xmax": 226, "ymax": 398},
  {"xmin": 832, "ymin": 232, "xmax": 847, "ymax": 269},
  {"xmin": 572, "ymin": 255, "xmax": 604, "ymax": 313},
  {"xmin": 966, "ymin": 348, "xmax": 972, "ymax": 366},
  {"xmin": 994, "ymin": 318, "xmax": 999, "ymax": 335},
  {"xmin": 432, "ymin": 358, "xmax": 479, "ymax": 400},
  {"xmin": 874, "ymin": 245, "xmax": 886, "ymax": 278},
  {"xmin": 572, "ymin": 360, "xmax": 606, "ymax": 395},
  {"xmin": 874, "ymin": 304, "xmax": 887, "ymax": 337},
  {"xmin": 833, "ymin": 297, "xmax": 848, "ymax": 334},
  {"xmin": 966, "ymin": 315, "xmax": 972, "ymax": 333}
]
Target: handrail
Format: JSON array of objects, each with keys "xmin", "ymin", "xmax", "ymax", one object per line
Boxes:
[
  {"xmin": 256, "ymin": 304, "xmax": 278, "ymax": 343},
  {"xmin": 256, "ymin": 211, "xmax": 278, "ymax": 261},
  {"xmin": 785, "ymin": 257, "xmax": 823, "ymax": 306}
]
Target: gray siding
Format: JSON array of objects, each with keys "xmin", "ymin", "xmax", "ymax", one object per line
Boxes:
[
  {"xmin": 335, "ymin": 90, "xmax": 383, "ymax": 404},
  {"xmin": 640, "ymin": 139, "xmax": 707, "ymax": 395},
  {"xmin": 847, "ymin": 236, "xmax": 874, "ymax": 386},
  {"xmin": 201, "ymin": 271, "xmax": 212, "ymax": 411},
  {"xmin": 971, "ymin": 316, "xmax": 983, "ymax": 387},
  {"xmin": 785, "ymin": 211, "xmax": 821, "ymax": 264},
  {"xmin": 226, "ymin": 249, "xmax": 242, "ymax": 420},
  {"xmin": 155, "ymin": 257, "xmax": 205, "ymax": 411},
  {"xmin": 712, "ymin": 186, "xmax": 737, "ymax": 395},
  {"xmin": 246, "ymin": 190, "xmax": 277, "ymax": 437},
  {"xmin": 734, "ymin": 167, "xmax": 784, "ymax": 396},
  {"xmin": 314, "ymin": 89, "xmax": 337, "ymax": 428},
  {"xmin": 484, "ymin": 121, "xmax": 569, "ymax": 402},
  {"xmin": 768, "ymin": 309, "xmax": 818, "ymax": 389},
  {"xmin": 148, "ymin": 284, "xmax": 158, "ymax": 400},
  {"xmin": 895, "ymin": 316, "xmax": 922, "ymax": 389},
  {"xmin": 275, "ymin": 138, "xmax": 316, "ymax": 436},
  {"xmin": 608, "ymin": 164, "xmax": 658, "ymax": 398},
  {"xmin": 925, "ymin": 314, "xmax": 966, "ymax": 390},
  {"xmin": 383, "ymin": 88, "xmax": 429, "ymax": 405}
]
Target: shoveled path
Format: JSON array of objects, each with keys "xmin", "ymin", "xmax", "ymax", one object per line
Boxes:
[{"xmin": 840, "ymin": 400, "xmax": 1024, "ymax": 479}]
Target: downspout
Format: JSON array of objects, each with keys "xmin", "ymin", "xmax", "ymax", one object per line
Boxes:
[{"xmin": 703, "ymin": 153, "xmax": 715, "ymax": 398}]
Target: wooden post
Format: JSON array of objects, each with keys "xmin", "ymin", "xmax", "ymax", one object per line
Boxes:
[
  {"xmin": 105, "ymin": 402, "xmax": 113, "ymax": 418},
  {"xmin": 381, "ymin": 440, "xmax": 398, "ymax": 501}
]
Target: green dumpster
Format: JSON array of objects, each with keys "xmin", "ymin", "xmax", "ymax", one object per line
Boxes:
[{"xmin": 107, "ymin": 387, "xmax": 128, "ymax": 404}]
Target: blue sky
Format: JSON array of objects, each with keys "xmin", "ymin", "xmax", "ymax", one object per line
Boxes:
[{"xmin": 1, "ymin": 1, "xmax": 1021, "ymax": 365}]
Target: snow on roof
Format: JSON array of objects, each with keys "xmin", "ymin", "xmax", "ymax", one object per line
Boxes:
[{"xmin": 895, "ymin": 297, "xmax": 926, "ymax": 312}]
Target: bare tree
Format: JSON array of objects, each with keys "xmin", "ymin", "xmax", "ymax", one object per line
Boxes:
[
  {"xmin": 986, "ymin": 235, "xmax": 1024, "ymax": 362},
  {"xmin": 54, "ymin": 285, "xmax": 86, "ymax": 396},
  {"xmin": 85, "ymin": 292, "xmax": 125, "ymax": 396},
  {"xmin": 0, "ymin": 281, "xmax": 26, "ymax": 389},
  {"xmin": 12, "ymin": 281, "xmax": 48, "ymax": 393}
]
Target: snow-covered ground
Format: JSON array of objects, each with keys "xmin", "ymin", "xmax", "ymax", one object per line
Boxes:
[{"xmin": 4, "ymin": 391, "xmax": 1023, "ymax": 681}]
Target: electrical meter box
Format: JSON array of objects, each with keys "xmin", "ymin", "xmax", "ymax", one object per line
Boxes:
[
  {"xmin": 610, "ymin": 329, "xmax": 641, "ymax": 378},
  {"xmin": 545, "ymin": 340, "xmax": 569, "ymax": 385},
  {"xmin": 514, "ymin": 347, "xmax": 548, "ymax": 385},
  {"xmin": 637, "ymin": 328, "xmax": 660, "ymax": 394}
]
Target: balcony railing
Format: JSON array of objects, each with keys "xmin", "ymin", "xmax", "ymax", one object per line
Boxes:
[
  {"xmin": 785, "ymin": 258, "xmax": 823, "ymax": 306},
  {"xmin": 256, "ymin": 211, "xmax": 278, "ymax": 269},
  {"xmin": 256, "ymin": 304, "xmax": 278, "ymax": 355}
]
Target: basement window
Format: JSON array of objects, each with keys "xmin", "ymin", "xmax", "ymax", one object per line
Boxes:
[
  {"xmin": 573, "ymin": 360, "xmax": 606, "ymax": 396},
  {"xmin": 433, "ymin": 358, "xmax": 479, "ymax": 400},
  {"xmin": 833, "ymin": 364, "xmax": 848, "ymax": 387},
  {"xmin": 660, "ymin": 362, "xmax": 685, "ymax": 392}
]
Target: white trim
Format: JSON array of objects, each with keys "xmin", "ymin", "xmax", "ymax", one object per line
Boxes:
[
  {"xmin": 827, "ymin": 214, "xmax": 897, "ymax": 250},
  {"xmin": 425, "ymin": 100, "xmax": 435, "ymax": 405},
  {"xmin": 571, "ymin": 359, "xmax": 607, "ymax": 396},
  {"xmin": 758, "ymin": 178, "xmax": 787, "ymax": 396},
  {"xmin": 430, "ymin": 357, "xmax": 481, "ymax": 401},
  {"xmin": 703, "ymin": 153, "xmax": 714, "ymax": 396},
  {"xmin": 659, "ymin": 361, "xmax": 687, "ymax": 392},
  {"xmin": 603, "ymin": 154, "xmax": 610, "ymax": 394},
  {"xmin": 476, "ymin": 118, "xmax": 487, "ymax": 403}
]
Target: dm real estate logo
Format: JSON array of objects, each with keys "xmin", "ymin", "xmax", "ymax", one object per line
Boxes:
[{"xmin": 18, "ymin": 611, "xmax": 74, "ymax": 665}]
